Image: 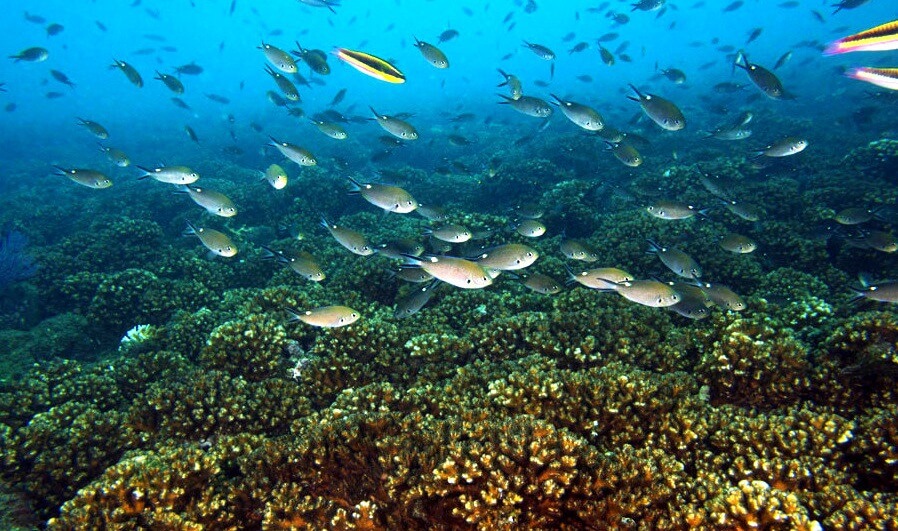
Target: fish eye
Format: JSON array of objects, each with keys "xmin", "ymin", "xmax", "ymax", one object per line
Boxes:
[{"xmin": 466, "ymin": 279, "xmax": 472, "ymax": 284}]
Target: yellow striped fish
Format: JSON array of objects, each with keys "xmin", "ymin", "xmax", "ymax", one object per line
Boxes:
[
  {"xmin": 825, "ymin": 20, "xmax": 898, "ymax": 55},
  {"xmin": 846, "ymin": 67, "xmax": 898, "ymax": 91},
  {"xmin": 333, "ymin": 48, "xmax": 405, "ymax": 83}
]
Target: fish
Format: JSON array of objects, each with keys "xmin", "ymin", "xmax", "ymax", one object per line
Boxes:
[
  {"xmin": 320, "ymin": 217, "xmax": 374, "ymax": 255},
  {"xmin": 632, "ymin": 0, "xmax": 665, "ymax": 11},
  {"xmin": 52, "ymin": 166, "xmax": 113, "ymax": 189},
  {"xmin": 438, "ymin": 29, "xmax": 459, "ymax": 43},
  {"xmin": 9, "ymin": 47, "xmax": 48, "ymax": 62},
  {"xmin": 721, "ymin": 199, "xmax": 762, "ymax": 222},
  {"xmin": 723, "ymin": 1, "xmax": 743, "ymax": 11},
  {"xmin": 375, "ymin": 238, "xmax": 425, "ymax": 260},
  {"xmin": 265, "ymin": 65, "xmax": 299, "ymax": 101},
  {"xmin": 756, "ymin": 137, "xmax": 808, "ymax": 157},
  {"xmin": 598, "ymin": 45, "xmax": 615, "ymax": 65},
  {"xmin": 183, "ymin": 221, "xmax": 237, "ymax": 258},
  {"xmin": 847, "ymin": 230, "xmax": 897, "ymax": 253},
  {"xmin": 98, "ymin": 143, "xmax": 131, "ymax": 167},
  {"xmin": 568, "ymin": 266, "xmax": 633, "ymax": 290},
  {"xmin": 154, "ymin": 71, "xmax": 184, "ymax": 94},
  {"xmin": 550, "ymin": 94, "xmax": 604, "ymax": 131},
  {"xmin": 773, "ymin": 51, "xmax": 793, "ymax": 70},
  {"xmin": 259, "ymin": 41, "xmax": 297, "ymax": 73},
  {"xmin": 175, "ymin": 62, "xmax": 204, "ymax": 76},
  {"xmin": 522, "ymin": 41, "xmax": 556, "ymax": 60},
  {"xmin": 179, "ymin": 185, "xmax": 237, "ymax": 217},
  {"xmin": 850, "ymin": 279, "xmax": 898, "ymax": 303},
  {"xmin": 659, "ymin": 68, "xmax": 687, "ymax": 84},
  {"xmin": 293, "ymin": 42, "xmax": 331, "ymax": 75},
  {"xmin": 568, "ymin": 42, "xmax": 589, "ymax": 54},
  {"xmin": 696, "ymin": 281, "xmax": 745, "ymax": 311},
  {"xmin": 426, "ymin": 224, "xmax": 472, "ymax": 243},
  {"xmin": 733, "ymin": 52, "xmax": 788, "ymax": 99},
  {"xmin": 560, "ymin": 239, "xmax": 599, "ymax": 262},
  {"xmin": 325, "ymin": 89, "xmax": 347, "ymax": 108},
  {"xmin": 612, "ymin": 280, "xmax": 681, "ymax": 307},
  {"xmin": 286, "ymin": 306, "xmax": 361, "ymax": 328},
  {"xmin": 50, "ymin": 70, "xmax": 76, "ymax": 88},
  {"xmin": 76, "ymin": 118, "xmax": 109, "ymax": 139},
  {"xmin": 136, "ymin": 165, "xmax": 200, "ymax": 185},
  {"xmin": 334, "ymin": 48, "xmax": 404, "ymax": 83},
  {"xmin": 845, "ymin": 67, "xmax": 898, "ymax": 91},
  {"xmin": 497, "ymin": 69, "xmax": 523, "ymax": 100},
  {"xmin": 713, "ymin": 82, "xmax": 747, "ymax": 93},
  {"xmin": 605, "ymin": 141, "xmax": 643, "ymax": 167},
  {"xmin": 262, "ymin": 246, "xmax": 325, "ymax": 281},
  {"xmin": 646, "ymin": 239, "xmax": 702, "ymax": 279},
  {"xmin": 310, "ymin": 119, "xmax": 348, "ymax": 140},
  {"xmin": 746, "ymin": 27, "xmax": 763, "ymax": 44},
  {"xmin": 262, "ymin": 164, "xmax": 288, "ymax": 190},
  {"xmin": 347, "ymin": 177, "xmax": 418, "ymax": 214},
  {"xmin": 628, "ymin": 84, "xmax": 685, "ymax": 131},
  {"xmin": 474, "ymin": 243, "xmax": 538, "ymax": 270},
  {"xmin": 413, "ymin": 38, "xmax": 449, "ymax": 68},
  {"xmin": 392, "ymin": 268, "xmax": 434, "ymax": 283},
  {"xmin": 416, "ymin": 204, "xmax": 449, "ymax": 222},
  {"xmin": 646, "ymin": 200, "xmax": 705, "ymax": 220},
  {"xmin": 110, "ymin": 59, "xmax": 143, "ymax": 87},
  {"xmin": 45, "ymin": 92, "xmax": 64, "ymax": 99},
  {"xmin": 401, "ymin": 255, "xmax": 493, "ymax": 289},
  {"xmin": 704, "ymin": 125, "xmax": 752, "ymax": 141},
  {"xmin": 46, "ymin": 23, "xmax": 64, "ymax": 36},
  {"xmin": 171, "ymin": 97, "xmax": 191, "ymax": 110},
  {"xmin": 719, "ymin": 233, "xmax": 757, "ymax": 253},
  {"xmin": 520, "ymin": 273, "xmax": 563, "ymax": 295},
  {"xmin": 184, "ymin": 125, "xmax": 199, "ymax": 143},
  {"xmin": 832, "ymin": 0, "xmax": 871, "ymax": 15},
  {"xmin": 514, "ymin": 219, "xmax": 546, "ymax": 238},
  {"xmin": 24, "ymin": 12, "xmax": 45, "ymax": 24},
  {"xmin": 297, "ymin": 0, "xmax": 340, "ymax": 12},
  {"xmin": 370, "ymin": 107, "xmax": 418, "ymax": 140},
  {"xmin": 269, "ymin": 136, "xmax": 317, "ymax": 166},
  {"xmin": 834, "ymin": 206, "xmax": 881, "ymax": 225},
  {"xmin": 394, "ymin": 281, "xmax": 441, "ymax": 319},
  {"xmin": 497, "ymin": 95, "xmax": 552, "ymax": 118},
  {"xmin": 663, "ymin": 282, "xmax": 713, "ymax": 319}
]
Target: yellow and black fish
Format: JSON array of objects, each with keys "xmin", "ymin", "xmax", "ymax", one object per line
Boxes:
[{"xmin": 334, "ymin": 48, "xmax": 404, "ymax": 83}]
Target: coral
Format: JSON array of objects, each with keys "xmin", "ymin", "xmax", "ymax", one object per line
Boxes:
[
  {"xmin": 0, "ymin": 402, "xmax": 136, "ymax": 518},
  {"xmin": 198, "ymin": 314, "xmax": 289, "ymax": 381},
  {"xmin": 705, "ymin": 480, "xmax": 822, "ymax": 530},
  {"xmin": 692, "ymin": 308, "xmax": 812, "ymax": 408}
]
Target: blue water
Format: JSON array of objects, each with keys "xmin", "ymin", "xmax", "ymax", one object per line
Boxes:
[{"xmin": 0, "ymin": 0, "xmax": 893, "ymax": 176}]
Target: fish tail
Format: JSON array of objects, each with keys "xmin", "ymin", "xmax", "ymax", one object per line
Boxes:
[
  {"xmin": 282, "ymin": 307, "xmax": 303, "ymax": 323},
  {"xmin": 645, "ymin": 238, "xmax": 661, "ymax": 253},
  {"xmin": 496, "ymin": 93, "xmax": 513, "ymax": 103},
  {"xmin": 134, "ymin": 165, "xmax": 153, "ymax": 178},
  {"xmin": 346, "ymin": 176, "xmax": 362, "ymax": 193},
  {"xmin": 183, "ymin": 220, "xmax": 197, "ymax": 236}
]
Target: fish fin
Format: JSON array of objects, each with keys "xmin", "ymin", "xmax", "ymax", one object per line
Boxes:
[{"xmin": 183, "ymin": 220, "xmax": 197, "ymax": 236}]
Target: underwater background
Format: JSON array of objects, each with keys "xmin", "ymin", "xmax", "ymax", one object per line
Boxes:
[{"xmin": 1, "ymin": 0, "xmax": 898, "ymax": 528}]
